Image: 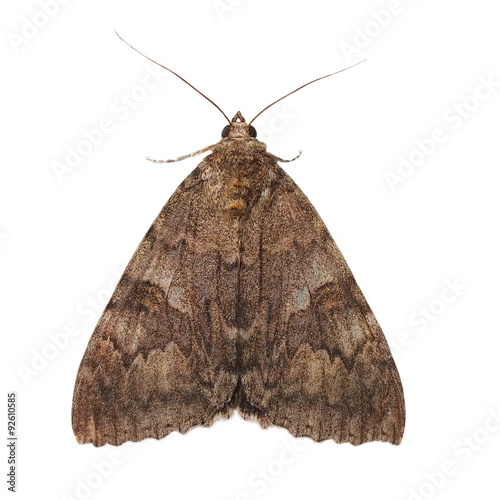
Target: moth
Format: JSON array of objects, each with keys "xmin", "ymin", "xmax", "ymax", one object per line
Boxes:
[{"xmin": 72, "ymin": 34, "xmax": 405, "ymax": 447}]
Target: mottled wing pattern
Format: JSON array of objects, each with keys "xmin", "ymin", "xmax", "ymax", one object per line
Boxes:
[
  {"xmin": 238, "ymin": 166, "xmax": 405, "ymax": 445},
  {"xmin": 72, "ymin": 166, "xmax": 239, "ymax": 446}
]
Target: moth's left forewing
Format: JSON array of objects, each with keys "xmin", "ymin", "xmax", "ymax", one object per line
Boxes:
[{"xmin": 238, "ymin": 165, "xmax": 405, "ymax": 445}]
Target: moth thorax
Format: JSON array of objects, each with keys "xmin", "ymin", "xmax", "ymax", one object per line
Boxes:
[
  {"xmin": 223, "ymin": 178, "xmax": 253, "ymax": 218},
  {"xmin": 225, "ymin": 198, "xmax": 248, "ymax": 218}
]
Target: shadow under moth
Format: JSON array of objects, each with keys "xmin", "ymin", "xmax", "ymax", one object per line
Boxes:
[{"xmin": 72, "ymin": 35, "xmax": 405, "ymax": 447}]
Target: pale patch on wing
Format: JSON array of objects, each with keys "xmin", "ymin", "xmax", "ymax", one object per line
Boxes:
[
  {"xmin": 292, "ymin": 287, "xmax": 310, "ymax": 310},
  {"xmin": 128, "ymin": 343, "xmax": 192, "ymax": 396},
  {"xmin": 224, "ymin": 325, "xmax": 238, "ymax": 340},
  {"xmin": 309, "ymin": 254, "xmax": 334, "ymax": 290},
  {"xmin": 144, "ymin": 265, "xmax": 176, "ymax": 290},
  {"xmin": 167, "ymin": 286, "xmax": 190, "ymax": 313},
  {"xmin": 335, "ymin": 308, "xmax": 370, "ymax": 358}
]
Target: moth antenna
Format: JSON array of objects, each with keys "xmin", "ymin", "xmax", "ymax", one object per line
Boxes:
[
  {"xmin": 249, "ymin": 59, "xmax": 366, "ymax": 126},
  {"xmin": 114, "ymin": 30, "xmax": 231, "ymax": 124}
]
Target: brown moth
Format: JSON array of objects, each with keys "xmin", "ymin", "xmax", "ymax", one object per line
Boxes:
[{"xmin": 72, "ymin": 36, "xmax": 405, "ymax": 447}]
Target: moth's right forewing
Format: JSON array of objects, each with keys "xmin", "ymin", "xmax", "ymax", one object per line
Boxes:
[{"xmin": 72, "ymin": 165, "xmax": 239, "ymax": 446}]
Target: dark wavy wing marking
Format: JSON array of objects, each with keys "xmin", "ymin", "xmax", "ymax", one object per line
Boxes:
[
  {"xmin": 72, "ymin": 165, "xmax": 239, "ymax": 446},
  {"xmin": 238, "ymin": 167, "xmax": 405, "ymax": 445}
]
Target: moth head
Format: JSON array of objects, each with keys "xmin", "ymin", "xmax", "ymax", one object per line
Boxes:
[{"xmin": 221, "ymin": 111, "xmax": 257, "ymax": 139}]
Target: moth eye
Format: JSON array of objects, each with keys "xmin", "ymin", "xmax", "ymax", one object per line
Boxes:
[
  {"xmin": 221, "ymin": 125, "xmax": 231, "ymax": 138},
  {"xmin": 249, "ymin": 125, "xmax": 257, "ymax": 138}
]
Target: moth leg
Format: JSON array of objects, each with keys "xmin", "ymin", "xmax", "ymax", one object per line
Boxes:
[
  {"xmin": 147, "ymin": 144, "xmax": 216, "ymax": 163},
  {"xmin": 272, "ymin": 150, "xmax": 302, "ymax": 163}
]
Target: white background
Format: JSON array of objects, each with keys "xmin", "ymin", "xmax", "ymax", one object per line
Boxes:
[{"xmin": 2, "ymin": 0, "xmax": 500, "ymax": 499}]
